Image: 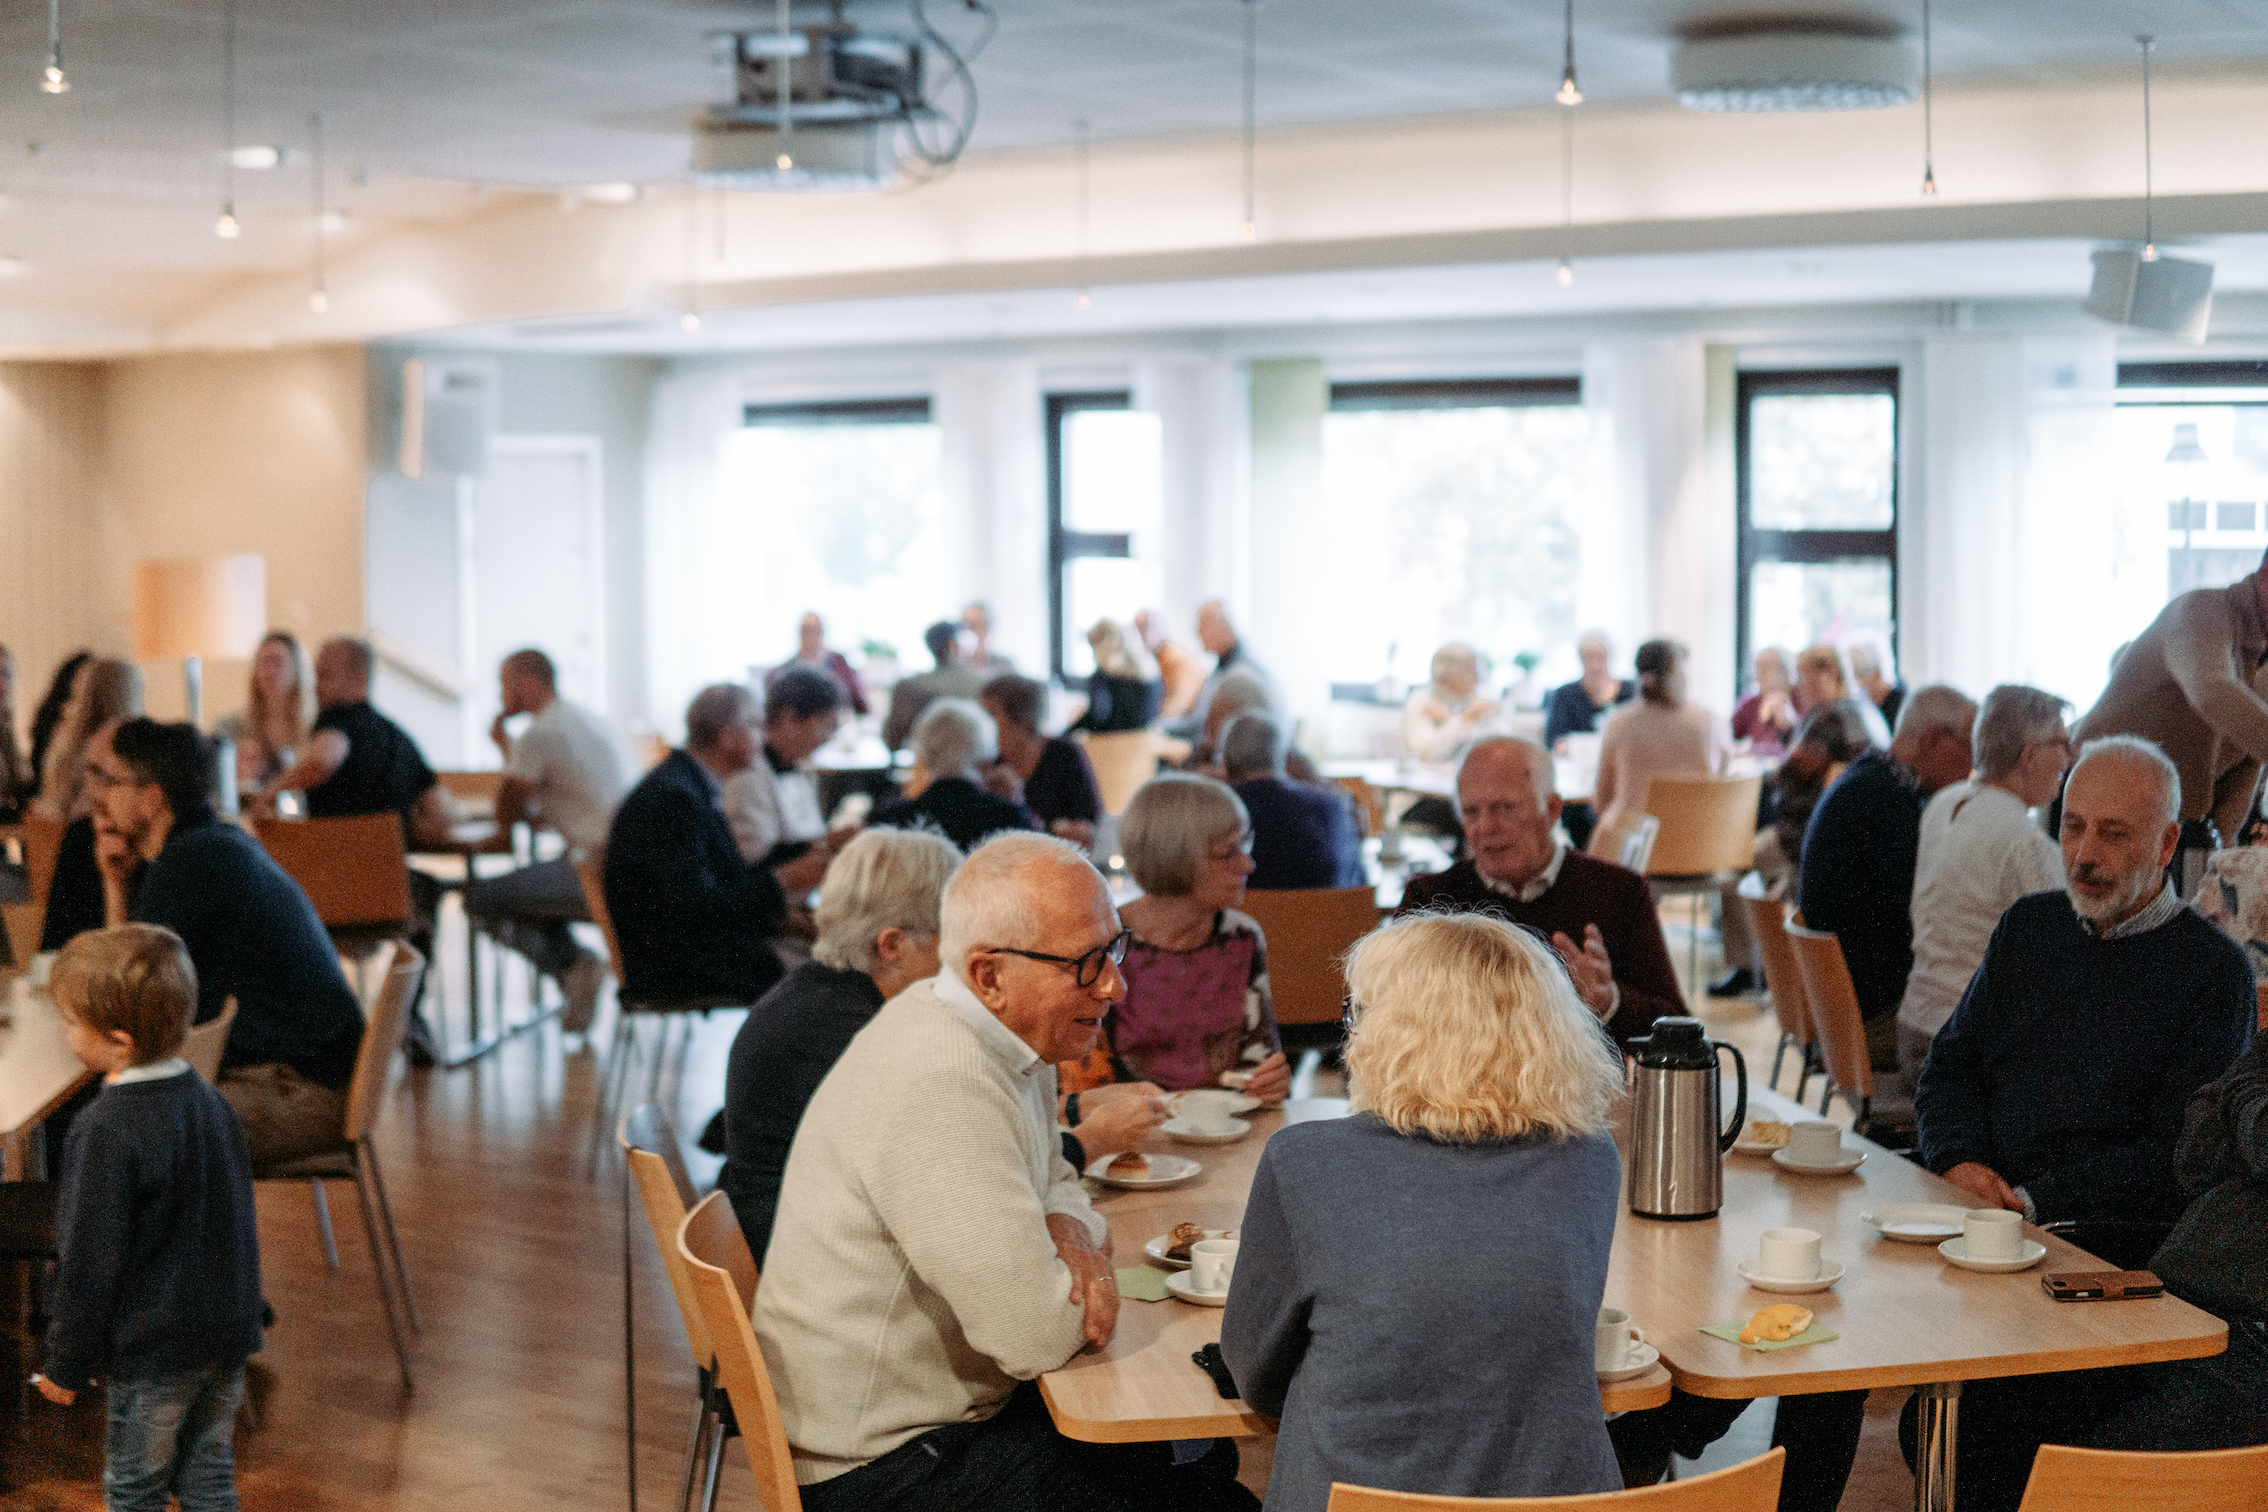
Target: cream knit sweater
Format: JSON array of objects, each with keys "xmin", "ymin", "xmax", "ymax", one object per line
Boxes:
[{"xmin": 752, "ymin": 973, "xmax": 1107, "ymax": 1485}]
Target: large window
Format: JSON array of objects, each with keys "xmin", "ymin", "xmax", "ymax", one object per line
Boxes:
[
  {"xmin": 728, "ymin": 397, "xmax": 944, "ymax": 675},
  {"xmin": 1736, "ymin": 369, "xmax": 1900, "ymax": 674},
  {"xmin": 1046, "ymin": 391, "xmax": 1163, "ymax": 681},
  {"xmin": 2116, "ymin": 361, "xmax": 2268, "ymax": 608},
  {"xmin": 1318, "ymin": 378, "xmax": 1589, "ymax": 688}
]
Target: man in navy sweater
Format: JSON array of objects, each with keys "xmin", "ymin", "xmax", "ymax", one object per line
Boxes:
[
  {"xmin": 1223, "ymin": 714, "xmax": 1364, "ymax": 891},
  {"xmin": 1918, "ymin": 735, "xmax": 2257, "ymax": 1223},
  {"xmin": 36, "ymin": 924, "xmax": 263, "ymax": 1512}
]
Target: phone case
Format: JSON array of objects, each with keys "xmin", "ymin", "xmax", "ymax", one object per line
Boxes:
[{"xmin": 2041, "ymin": 1269, "xmax": 2166, "ymax": 1301}]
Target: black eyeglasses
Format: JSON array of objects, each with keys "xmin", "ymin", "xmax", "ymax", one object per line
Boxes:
[{"xmin": 984, "ymin": 928, "xmax": 1132, "ymax": 988}]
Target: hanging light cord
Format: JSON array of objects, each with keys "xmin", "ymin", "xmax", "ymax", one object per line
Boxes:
[
  {"xmin": 1558, "ymin": 108, "xmax": 1575, "ymax": 284},
  {"xmin": 43, "ymin": 0, "xmax": 69, "ymax": 93},
  {"xmin": 1240, "ymin": 0, "xmax": 1257, "ymax": 238},
  {"xmin": 1920, "ymin": 0, "xmax": 1936, "ymax": 193},
  {"xmin": 1557, "ymin": 0, "xmax": 1581, "ymax": 105},
  {"xmin": 1073, "ymin": 118, "xmax": 1092, "ymax": 305},
  {"xmin": 2138, "ymin": 33, "xmax": 2155, "ymax": 257},
  {"xmin": 309, "ymin": 111, "xmax": 327, "ymax": 309},
  {"xmin": 221, "ymin": 0, "xmax": 237, "ymax": 219}
]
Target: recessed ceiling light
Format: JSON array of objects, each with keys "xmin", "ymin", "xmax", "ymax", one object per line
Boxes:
[{"xmin": 225, "ymin": 145, "xmax": 286, "ymax": 170}]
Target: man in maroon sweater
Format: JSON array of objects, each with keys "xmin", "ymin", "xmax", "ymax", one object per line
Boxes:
[{"xmin": 1398, "ymin": 736, "xmax": 1683, "ymax": 1051}]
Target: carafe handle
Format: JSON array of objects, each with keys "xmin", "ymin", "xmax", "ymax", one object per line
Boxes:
[{"xmin": 1713, "ymin": 1039, "xmax": 1748, "ymax": 1154}]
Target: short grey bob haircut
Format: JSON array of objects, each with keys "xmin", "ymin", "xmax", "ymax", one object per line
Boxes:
[{"xmin": 1121, "ymin": 772, "xmax": 1248, "ymax": 898}]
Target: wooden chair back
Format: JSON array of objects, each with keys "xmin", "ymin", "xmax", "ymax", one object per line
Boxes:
[
  {"xmin": 1326, "ymin": 1446, "xmax": 1784, "ymax": 1510},
  {"xmin": 1079, "ymin": 731, "xmax": 1164, "ymax": 817},
  {"xmin": 256, "ymin": 814, "xmax": 414, "ymax": 930},
  {"xmin": 3, "ymin": 814, "xmax": 68, "ymax": 965},
  {"xmin": 1783, "ymin": 922, "xmax": 1872, "ymax": 1103},
  {"xmin": 2016, "ymin": 1442, "xmax": 2268, "ymax": 1512},
  {"xmin": 182, "ymin": 998, "xmax": 238, "ymax": 1083},
  {"xmin": 1643, "ymin": 775, "xmax": 1761, "ymax": 877},
  {"xmin": 434, "ymin": 770, "xmax": 505, "ymax": 807},
  {"xmin": 1747, "ymin": 894, "xmax": 1813, "ymax": 1053},
  {"xmin": 1335, "ymin": 776, "xmax": 1386, "ymax": 837},
  {"xmin": 620, "ymin": 1105, "xmax": 719, "ymax": 1367},
  {"xmin": 344, "ymin": 942, "xmax": 425, "ymax": 1144},
  {"xmin": 678, "ymin": 1192, "xmax": 798, "ymax": 1512},
  {"xmin": 573, "ymin": 856, "xmax": 628, "ymax": 984},
  {"xmin": 1234, "ymin": 886, "xmax": 1383, "ymax": 1025}
]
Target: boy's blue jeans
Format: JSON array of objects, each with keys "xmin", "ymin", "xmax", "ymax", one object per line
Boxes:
[{"xmin": 103, "ymin": 1361, "xmax": 246, "ymax": 1512}]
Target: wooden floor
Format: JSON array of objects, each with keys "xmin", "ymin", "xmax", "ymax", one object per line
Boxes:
[{"xmin": 0, "ymin": 896, "xmax": 1924, "ymax": 1511}]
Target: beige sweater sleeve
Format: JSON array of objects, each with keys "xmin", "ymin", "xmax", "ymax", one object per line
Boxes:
[{"xmin": 2163, "ymin": 593, "xmax": 2268, "ymax": 765}]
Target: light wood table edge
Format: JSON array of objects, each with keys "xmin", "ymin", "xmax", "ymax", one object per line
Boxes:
[
  {"xmin": 1662, "ymin": 1320, "xmax": 2230, "ymax": 1400},
  {"xmin": 1601, "ymin": 1363, "xmax": 1673, "ymax": 1412},
  {"xmin": 1040, "ymin": 1376, "xmax": 1278, "ymax": 1444}
]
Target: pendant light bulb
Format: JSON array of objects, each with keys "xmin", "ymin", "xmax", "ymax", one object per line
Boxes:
[
  {"xmin": 680, "ymin": 310, "xmax": 701, "ymax": 332},
  {"xmin": 1556, "ymin": 0, "xmax": 1581, "ymax": 105},
  {"xmin": 41, "ymin": 63, "xmax": 68, "ymax": 95},
  {"xmin": 1922, "ymin": 166, "xmax": 1937, "ymax": 195},
  {"xmin": 214, "ymin": 207, "xmax": 239, "ymax": 239},
  {"xmin": 775, "ymin": 153, "xmax": 793, "ymax": 171},
  {"xmin": 41, "ymin": 0, "xmax": 68, "ymax": 93},
  {"xmin": 1556, "ymin": 257, "xmax": 1575, "ymax": 287},
  {"xmin": 1240, "ymin": 220, "xmax": 1255, "ymax": 241},
  {"xmin": 307, "ymin": 288, "xmax": 328, "ymax": 314},
  {"xmin": 1073, "ymin": 288, "xmax": 1091, "ymax": 308}
]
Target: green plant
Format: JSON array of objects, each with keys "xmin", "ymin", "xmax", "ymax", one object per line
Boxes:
[{"xmin": 860, "ymin": 638, "xmax": 897, "ymax": 660}]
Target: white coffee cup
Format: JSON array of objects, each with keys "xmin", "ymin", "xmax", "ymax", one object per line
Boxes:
[
  {"xmin": 1963, "ymin": 1209, "xmax": 2022, "ymax": 1260},
  {"xmin": 1190, "ymin": 1238, "xmax": 1239, "ymax": 1294},
  {"xmin": 1757, "ymin": 1226, "xmax": 1823, "ymax": 1281},
  {"xmin": 1787, "ymin": 1120, "xmax": 1844, "ymax": 1165},
  {"xmin": 1596, "ymin": 1307, "xmax": 1645, "ymax": 1371}
]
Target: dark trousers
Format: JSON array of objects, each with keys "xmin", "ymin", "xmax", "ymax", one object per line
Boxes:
[
  {"xmin": 798, "ymin": 1382, "xmax": 1258, "ymax": 1512},
  {"xmin": 1608, "ymin": 1388, "xmax": 1866, "ymax": 1512},
  {"xmin": 1896, "ymin": 1317, "xmax": 2268, "ymax": 1512}
]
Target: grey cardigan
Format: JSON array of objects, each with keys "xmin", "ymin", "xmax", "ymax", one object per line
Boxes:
[{"xmin": 1220, "ymin": 1113, "xmax": 1624, "ymax": 1512}]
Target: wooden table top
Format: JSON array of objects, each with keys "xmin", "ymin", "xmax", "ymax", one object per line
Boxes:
[
  {"xmin": 1624, "ymin": 1088, "xmax": 2228, "ymax": 1399},
  {"xmin": 1, "ymin": 974, "xmax": 93, "ymax": 1141},
  {"xmin": 1041, "ymin": 1100, "xmax": 1674, "ymax": 1445}
]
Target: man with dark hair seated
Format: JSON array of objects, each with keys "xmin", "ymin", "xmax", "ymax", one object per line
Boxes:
[
  {"xmin": 882, "ymin": 621, "xmax": 987, "ymax": 753},
  {"xmin": 85, "ymin": 718, "xmax": 367, "ymax": 1167}
]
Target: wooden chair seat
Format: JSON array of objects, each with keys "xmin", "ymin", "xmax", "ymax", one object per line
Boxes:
[
  {"xmin": 1326, "ymin": 1446, "xmax": 1784, "ymax": 1509},
  {"xmin": 2017, "ymin": 1442, "xmax": 2268, "ymax": 1511}
]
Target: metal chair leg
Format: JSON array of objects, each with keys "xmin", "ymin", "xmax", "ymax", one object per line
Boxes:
[
  {"xmin": 1769, "ymin": 1034, "xmax": 1789, "ymax": 1091},
  {"xmin": 675, "ymin": 1390, "xmax": 713, "ymax": 1512},
  {"xmin": 697, "ymin": 1400, "xmax": 728, "ymax": 1512},
  {"xmin": 360, "ymin": 1140, "xmax": 422, "ymax": 1332},
  {"xmin": 310, "ymin": 1181, "xmax": 339, "ymax": 1269},
  {"xmin": 1818, "ymin": 1076, "xmax": 1834, "ymax": 1115},
  {"xmin": 350, "ymin": 1162, "xmax": 415, "ymax": 1393}
]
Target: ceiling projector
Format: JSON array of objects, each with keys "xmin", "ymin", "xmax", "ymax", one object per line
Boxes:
[{"xmin": 1672, "ymin": 20, "xmax": 1918, "ymax": 112}]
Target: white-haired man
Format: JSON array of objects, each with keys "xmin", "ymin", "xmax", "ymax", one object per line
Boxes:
[
  {"xmin": 755, "ymin": 834, "xmax": 1257, "ymax": 1512},
  {"xmin": 1917, "ymin": 735, "xmax": 2256, "ymax": 1226},
  {"xmin": 870, "ymin": 698, "xmax": 1036, "ymax": 851}
]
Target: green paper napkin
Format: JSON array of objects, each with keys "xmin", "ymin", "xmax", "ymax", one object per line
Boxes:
[
  {"xmin": 1701, "ymin": 1321, "xmax": 1839, "ymax": 1352},
  {"xmin": 1116, "ymin": 1266, "xmax": 1175, "ymax": 1303}
]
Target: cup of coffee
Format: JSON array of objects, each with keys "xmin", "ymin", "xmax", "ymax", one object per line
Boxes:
[
  {"xmin": 1190, "ymin": 1238, "xmax": 1239, "ymax": 1294},
  {"xmin": 1963, "ymin": 1209, "xmax": 2022, "ymax": 1260},
  {"xmin": 1596, "ymin": 1307, "xmax": 1645, "ymax": 1371},
  {"xmin": 1757, "ymin": 1226, "xmax": 1823, "ymax": 1281},
  {"xmin": 1787, "ymin": 1120, "xmax": 1844, "ymax": 1165}
]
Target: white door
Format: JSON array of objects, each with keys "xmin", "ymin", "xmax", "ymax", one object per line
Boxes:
[{"xmin": 468, "ymin": 436, "xmax": 607, "ymax": 761}]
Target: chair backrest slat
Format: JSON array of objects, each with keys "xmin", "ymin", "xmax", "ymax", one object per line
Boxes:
[
  {"xmin": 678, "ymin": 1191, "xmax": 800, "ymax": 1512},
  {"xmin": 345, "ymin": 942, "xmax": 423, "ymax": 1143},
  {"xmin": 2016, "ymin": 1443, "xmax": 2268, "ymax": 1512},
  {"xmin": 182, "ymin": 998, "xmax": 238, "ymax": 1084},
  {"xmin": 256, "ymin": 814, "xmax": 414, "ymax": 929},
  {"xmin": 1746, "ymin": 895, "xmax": 1813, "ymax": 1051},
  {"xmin": 1326, "ymin": 1446, "xmax": 1784, "ymax": 1509},
  {"xmin": 1078, "ymin": 731, "xmax": 1164, "ymax": 817},
  {"xmin": 1643, "ymin": 776, "xmax": 1762, "ymax": 878},
  {"xmin": 1782, "ymin": 923, "xmax": 1871, "ymax": 1102},
  {"xmin": 573, "ymin": 856, "xmax": 628, "ymax": 985},
  {"xmin": 1234, "ymin": 885, "xmax": 1382, "ymax": 1025},
  {"xmin": 620, "ymin": 1106, "xmax": 718, "ymax": 1366}
]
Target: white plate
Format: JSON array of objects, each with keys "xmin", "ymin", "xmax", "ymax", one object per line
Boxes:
[
  {"xmin": 1863, "ymin": 1204, "xmax": 1970, "ymax": 1243},
  {"xmin": 1771, "ymin": 1147, "xmax": 1866, "ymax": 1176},
  {"xmin": 1938, "ymin": 1237, "xmax": 2049, "ymax": 1273},
  {"xmin": 1087, "ymin": 1152, "xmax": 1203, "ymax": 1190},
  {"xmin": 1737, "ymin": 1258, "xmax": 1845, "ymax": 1294},
  {"xmin": 1166, "ymin": 1269, "xmax": 1229, "ymax": 1307},
  {"xmin": 1172, "ymin": 1090, "xmax": 1261, "ymax": 1119},
  {"xmin": 1597, "ymin": 1342, "xmax": 1661, "ymax": 1382},
  {"xmin": 1163, "ymin": 1115, "xmax": 1250, "ymax": 1145},
  {"xmin": 1143, "ymin": 1228, "xmax": 1236, "ymax": 1269},
  {"xmin": 1731, "ymin": 1135, "xmax": 1790, "ymax": 1157}
]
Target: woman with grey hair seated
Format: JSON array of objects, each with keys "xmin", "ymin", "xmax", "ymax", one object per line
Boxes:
[
  {"xmin": 1058, "ymin": 772, "xmax": 1292, "ymax": 1103},
  {"xmin": 1184, "ymin": 670, "xmax": 1272, "ymax": 774},
  {"xmin": 1221, "ymin": 911, "xmax": 1627, "ymax": 1510},
  {"xmin": 870, "ymin": 697, "xmax": 1037, "ymax": 851}
]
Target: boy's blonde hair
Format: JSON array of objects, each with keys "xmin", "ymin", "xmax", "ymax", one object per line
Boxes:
[{"xmin": 50, "ymin": 923, "xmax": 198, "ymax": 1063}]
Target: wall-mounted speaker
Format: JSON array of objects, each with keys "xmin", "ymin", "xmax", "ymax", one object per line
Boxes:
[
  {"xmin": 399, "ymin": 358, "xmax": 499, "ymax": 480},
  {"xmin": 2083, "ymin": 248, "xmax": 2214, "ymax": 345}
]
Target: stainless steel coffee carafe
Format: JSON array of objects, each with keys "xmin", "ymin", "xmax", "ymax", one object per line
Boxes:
[{"xmin": 1626, "ymin": 1016, "xmax": 1747, "ymax": 1220}]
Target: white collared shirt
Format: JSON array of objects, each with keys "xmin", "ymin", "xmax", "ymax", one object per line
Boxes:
[
  {"xmin": 1481, "ymin": 840, "xmax": 1569, "ymax": 904},
  {"xmin": 108, "ymin": 1057, "xmax": 191, "ymax": 1086}
]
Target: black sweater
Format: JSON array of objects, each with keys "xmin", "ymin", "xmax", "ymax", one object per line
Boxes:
[
  {"xmin": 44, "ymin": 1070, "xmax": 264, "ymax": 1393},
  {"xmin": 2154, "ymin": 1034, "xmax": 2268, "ymax": 1323},
  {"xmin": 1916, "ymin": 892, "xmax": 2256, "ymax": 1223}
]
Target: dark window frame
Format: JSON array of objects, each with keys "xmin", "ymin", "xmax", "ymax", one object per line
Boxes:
[
  {"xmin": 742, "ymin": 396, "xmax": 933, "ymax": 427},
  {"xmin": 2118, "ymin": 361, "xmax": 2268, "ymax": 390},
  {"xmin": 1045, "ymin": 389, "xmax": 1135, "ymax": 682},
  {"xmin": 1328, "ymin": 376, "xmax": 1581, "ymax": 412},
  {"xmin": 1735, "ymin": 367, "xmax": 1902, "ymax": 677}
]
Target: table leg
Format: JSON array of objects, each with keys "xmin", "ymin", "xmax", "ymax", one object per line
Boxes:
[{"xmin": 1914, "ymin": 1379, "xmax": 1960, "ymax": 1512}]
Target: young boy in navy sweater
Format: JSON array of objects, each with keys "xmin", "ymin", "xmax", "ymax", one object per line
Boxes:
[{"xmin": 33, "ymin": 923, "xmax": 264, "ymax": 1512}]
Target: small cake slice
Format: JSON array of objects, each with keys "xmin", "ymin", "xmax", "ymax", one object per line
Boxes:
[
  {"xmin": 1107, "ymin": 1152, "xmax": 1151, "ymax": 1180},
  {"xmin": 1165, "ymin": 1222, "xmax": 1208, "ymax": 1261}
]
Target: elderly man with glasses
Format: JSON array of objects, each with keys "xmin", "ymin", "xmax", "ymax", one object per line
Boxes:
[{"xmin": 754, "ymin": 831, "xmax": 1257, "ymax": 1512}]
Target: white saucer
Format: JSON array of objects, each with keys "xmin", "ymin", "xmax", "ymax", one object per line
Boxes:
[
  {"xmin": 1772, "ymin": 1147, "xmax": 1866, "ymax": 1176},
  {"xmin": 1862, "ymin": 1203, "xmax": 1970, "ymax": 1243},
  {"xmin": 1086, "ymin": 1153, "xmax": 1203, "ymax": 1190},
  {"xmin": 1597, "ymin": 1342, "xmax": 1661, "ymax": 1382},
  {"xmin": 1142, "ymin": 1228, "xmax": 1235, "ymax": 1269},
  {"xmin": 1166, "ymin": 1270, "xmax": 1229, "ymax": 1307},
  {"xmin": 1172, "ymin": 1090, "xmax": 1261, "ymax": 1119},
  {"xmin": 1737, "ymin": 1258, "xmax": 1845, "ymax": 1294},
  {"xmin": 1163, "ymin": 1116, "xmax": 1250, "ymax": 1145},
  {"xmin": 1938, "ymin": 1236, "xmax": 2048, "ymax": 1273}
]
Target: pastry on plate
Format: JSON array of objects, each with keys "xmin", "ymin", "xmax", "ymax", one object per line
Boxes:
[
  {"xmin": 1745, "ymin": 1120, "xmax": 1791, "ymax": 1148},
  {"xmin": 1739, "ymin": 1304, "xmax": 1814, "ymax": 1344},
  {"xmin": 1164, "ymin": 1222, "xmax": 1207, "ymax": 1261},
  {"xmin": 1107, "ymin": 1152, "xmax": 1151, "ymax": 1179}
]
